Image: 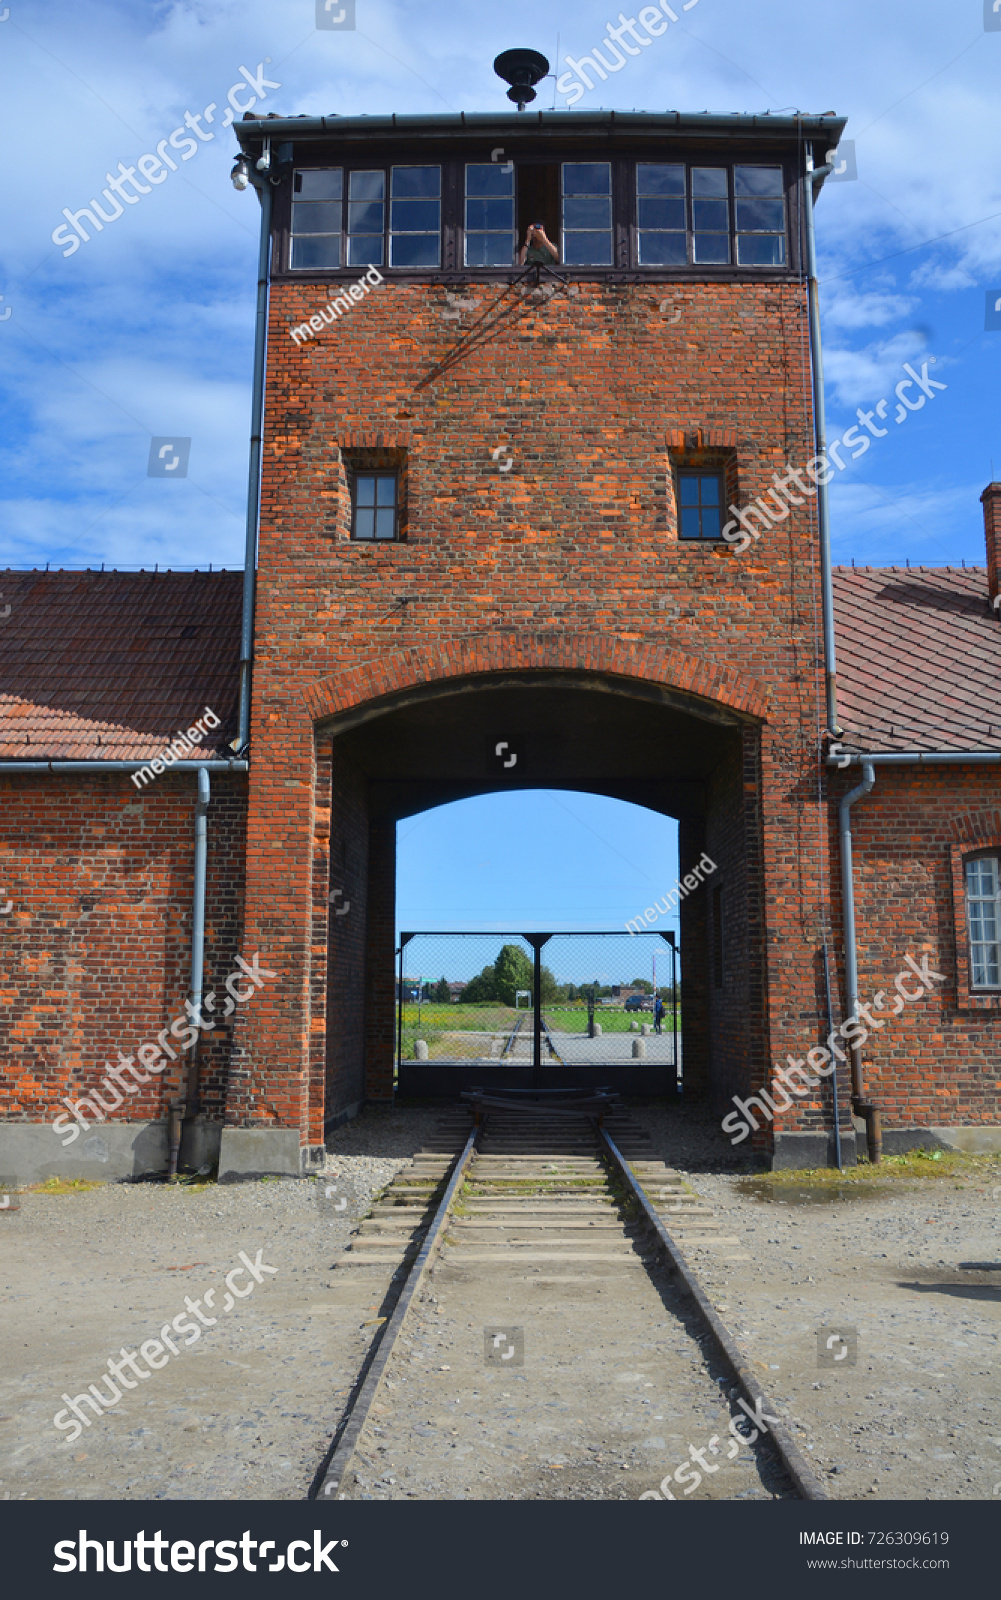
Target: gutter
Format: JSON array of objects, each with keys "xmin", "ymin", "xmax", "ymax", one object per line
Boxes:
[
  {"xmin": 0, "ymin": 760, "xmax": 247, "ymax": 773},
  {"xmin": 171, "ymin": 767, "xmax": 212, "ymax": 1179},
  {"xmin": 838, "ymin": 760, "xmax": 880, "ymax": 1163},
  {"xmin": 235, "ymin": 110, "xmax": 847, "ymax": 144},
  {"xmin": 803, "ymin": 143, "xmax": 840, "ymax": 737},
  {"xmin": 236, "ymin": 178, "xmax": 273, "ymax": 754},
  {"xmin": 828, "ymin": 750, "xmax": 1001, "ymax": 765}
]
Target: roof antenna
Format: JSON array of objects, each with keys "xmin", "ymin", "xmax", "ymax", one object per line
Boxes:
[{"xmin": 494, "ymin": 48, "xmax": 550, "ymax": 111}]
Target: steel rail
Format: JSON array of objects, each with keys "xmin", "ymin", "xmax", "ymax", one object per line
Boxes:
[
  {"xmin": 311, "ymin": 1124, "xmax": 480, "ymax": 1501},
  {"xmin": 599, "ymin": 1127, "xmax": 830, "ymax": 1501}
]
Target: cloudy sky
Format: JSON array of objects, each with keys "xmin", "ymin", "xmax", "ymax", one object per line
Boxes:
[{"xmin": 1, "ymin": 0, "xmax": 997, "ymax": 927}]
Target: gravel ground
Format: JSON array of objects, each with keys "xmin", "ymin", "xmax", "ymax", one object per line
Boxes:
[
  {"xmin": 634, "ymin": 1102, "xmax": 1001, "ymax": 1502},
  {"xmin": 0, "ymin": 1106, "xmax": 443, "ymax": 1501},
  {"xmin": 3, "ymin": 1101, "xmax": 998, "ymax": 1503}
]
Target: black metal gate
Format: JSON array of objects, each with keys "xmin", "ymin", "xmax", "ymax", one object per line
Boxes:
[{"xmin": 395, "ymin": 930, "xmax": 678, "ymax": 1096}]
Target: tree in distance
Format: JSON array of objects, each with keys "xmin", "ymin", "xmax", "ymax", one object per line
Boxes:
[{"xmin": 460, "ymin": 944, "xmax": 559, "ymax": 1005}]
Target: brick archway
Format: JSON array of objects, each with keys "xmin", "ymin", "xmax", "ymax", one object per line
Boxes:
[{"xmin": 301, "ymin": 631, "xmax": 771, "ymax": 727}]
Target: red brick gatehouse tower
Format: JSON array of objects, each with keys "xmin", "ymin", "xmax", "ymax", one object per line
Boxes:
[{"xmin": 1, "ymin": 93, "xmax": 999, "ymax": 1179}]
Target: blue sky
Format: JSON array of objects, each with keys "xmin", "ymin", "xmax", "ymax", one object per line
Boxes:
[{"xmin": 1, "ymin": 0, "xmax": 998, "ymax": 927}]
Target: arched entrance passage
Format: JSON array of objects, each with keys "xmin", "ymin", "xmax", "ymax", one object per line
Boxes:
[{"xmin": 312, "ymin": 646, "xmax": 768, "ymax": 1133}]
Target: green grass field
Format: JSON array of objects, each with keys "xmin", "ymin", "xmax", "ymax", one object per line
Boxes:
[{"xmin": 398, "ymin": 1002, "xmax": 679, "ymax": 1039}]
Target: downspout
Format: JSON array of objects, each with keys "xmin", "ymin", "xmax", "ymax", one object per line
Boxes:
[
  {"xmin": 170, "ymin": 766, "xmax": 211, "ymax": 1178},
  {"xmin": 838, "ymin": 759, "xmax": 880, "ymax": 1163},
  {"xmin": 803, "ymin": 144, "xmax": 842, "ymax": 737},
  {"xmin": 235, "ymin": 178, "xmax": 273, "ymax": 754}
]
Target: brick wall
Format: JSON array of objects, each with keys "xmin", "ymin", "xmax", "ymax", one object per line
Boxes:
[{"xmin": 0, "ymin": 772, "xmax": 246, "ymax": 1125}]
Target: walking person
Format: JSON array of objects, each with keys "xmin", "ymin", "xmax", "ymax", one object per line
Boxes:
[{"xmin": 654, "ymin": 993, "xmax": 665, "ymax": 1035}]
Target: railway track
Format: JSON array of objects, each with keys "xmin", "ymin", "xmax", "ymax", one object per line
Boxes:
[{"xmin": 311, "ymin": 1106, "xmax": 826, "ymax": 1502}]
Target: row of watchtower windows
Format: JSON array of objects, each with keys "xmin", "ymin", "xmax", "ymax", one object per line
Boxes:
[{"xmin": 291, "ymin": 161, "xmax": 787, "ymax": 271}]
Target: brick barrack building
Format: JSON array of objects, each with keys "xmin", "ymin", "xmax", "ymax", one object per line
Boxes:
[{"xmin": 1, "ymin": 101, "xmax": 999, "ymax": 1179}]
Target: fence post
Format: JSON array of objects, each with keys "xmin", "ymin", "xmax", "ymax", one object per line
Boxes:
[{"xmin": 523, "ymin": 934, "xmax": 552, "ymax": 1090}]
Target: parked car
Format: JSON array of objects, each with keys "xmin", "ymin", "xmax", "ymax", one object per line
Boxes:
[{"xmin": 624, "ymin": 994, "xmax": 654, "ymax": 1012}]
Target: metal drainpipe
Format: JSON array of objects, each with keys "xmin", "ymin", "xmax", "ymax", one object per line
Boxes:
[
  {"xmin": 839, "ymin": 760, "xmax": 880, "ymax": 1163},
  {"xmin": 235, "ymin": 178, "xmax": 273, "ymax": 754},
  {"xmin": 169, "ymin": 767, "xmax": 211, "ymax": 1178},
  {"xmin": 803, "ymin": 144, "xmax": 841, "ymax": 738}
]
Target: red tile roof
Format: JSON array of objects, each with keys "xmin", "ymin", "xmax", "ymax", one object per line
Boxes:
[
  {"xmin": 832, "ymin": 566, "xmax": 1000, "ymax": 753},
  {"xmin": 0, "ymin": 571, "xmax": 241, "ymax": 760},
  {"xmin": 0, "ymin": 565, "xmax": 995, "ymax": 762}
]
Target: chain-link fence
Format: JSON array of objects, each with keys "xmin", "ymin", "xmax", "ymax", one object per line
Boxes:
[{"xmin": 396, "ymin": 931, "xmax": 679, "ymax": 1081}]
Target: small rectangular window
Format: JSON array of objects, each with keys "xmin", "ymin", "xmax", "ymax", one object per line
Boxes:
[
  {"xmin": 291, "ymin": 169, "xmax": 342, "ymax": 269},
  {"xmin": 712, "ymin": 884, "xmax": 724, "ymax": 987},
  {"xmin": 678, "ymin": 471, "xmax": 723, "ymax": 540},
  {"xmin": 465, "ymin": 162, "xmax": 516, "ymax": 266},
  {"xmin": 636, "ymin": 164, "xmax": 686, "ymax": 265},
  {"xmin": 390, "ymin": 166, "xmax": 441, "ymax": 267},
  {"xmin": 966, "ymin": 856, "xmax": 1001, "ymax": 987},
  {"xmin": 353, "ymin": 472, "xmax": 398, "ymax": 541},
  {"xmin": 734, "ymin": 165, "xmax": 786, "ymax": 266},
  {"xmin": 562, "ymin": 162, "xmax": 612, "ymax": 265},
  {"xmin": 347, "ymin": 170, "xmax": 385, "ymax": 267},
  {"xmin": 691, "ymin": 167, "xmax": 729, "ymax": 264}
]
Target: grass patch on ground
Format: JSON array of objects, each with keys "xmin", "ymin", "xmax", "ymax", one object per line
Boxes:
[
  {"xmin": 26, "ymin": 1177, "xmax": 105, "ymax": 1196},
  {"xmin": 747, "ymin": 1147, "xmax": 1001, "ymax": 1188}
]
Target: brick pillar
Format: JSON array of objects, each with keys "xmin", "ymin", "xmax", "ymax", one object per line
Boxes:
[
  {"xmin": 364, "ymin": 819, "xmax": 396, "ymax": 1100},
  {"xmin": 981, "ymin": 482, "xmax": 1001, "ymax": 605}
]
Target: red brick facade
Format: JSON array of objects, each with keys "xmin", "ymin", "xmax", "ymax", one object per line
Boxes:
[{"xmin": 2, "ymin": 113, "xmax": 998, "ymax": 1173}]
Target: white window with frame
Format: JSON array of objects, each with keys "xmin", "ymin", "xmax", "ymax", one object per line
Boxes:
[{"xmin": 966, "ymin": 855, "xmax": 1001, "ymax": 988}]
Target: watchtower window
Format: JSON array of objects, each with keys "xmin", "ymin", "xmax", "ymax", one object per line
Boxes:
[
  {"xmin": 562, "ymin": 162, "xmax": 612, "ymax": 265},
  {"xmin": 352, "ymin": 473, "xmax": 399, "ymax": 541},
  {"xmin": 692, "ymin": 168, "xmax": 730, "ymax": 263},
  {"xmin": 734, "ymin": 166, "xmax": 786, "ymax": 265},
  {"xmin": 291, "ymin": 168, "xmax": 342, "ymax": 269},
  {"xmin": 636, "ymin": 163, "xmax": 686, "ymax": 265},
  {"xmin": 347, "ymin": 169, "xmax": 385, "ymax": 267},
  {"xmin": 389, "ymin": 166, "xmax": 441, "ymax": 267},
  {"xmin": 678, "ymin": 471, "xmax": 723, "ymax": 539},
  {"xmin": 465, "ymin": 163, "xmax": 516, "ymax": 266}
]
